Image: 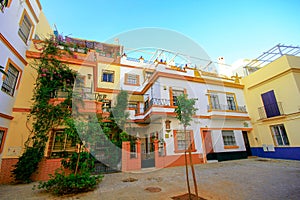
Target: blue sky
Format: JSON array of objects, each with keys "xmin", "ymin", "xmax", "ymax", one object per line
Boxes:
[{"xmin": 40, "ymin": 0, "xmax": 300, "ymax": 65}]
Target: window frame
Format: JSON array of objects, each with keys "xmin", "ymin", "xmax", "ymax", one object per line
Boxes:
[
  {"xmin": 1, "ymin": 58, "xmax": 22, "ymax": 96},
  {"xmin": 49, "ymin": 130, "xmax": 77, "ymax": 158},
  {"xmin": 209, "ymin": 93, "xmax": 221, "ymax": 110},
  {"xmin": 207, "ymin": 90, "xmax": 238, "ymax": 112},
  {"xmin": 173, "ymin": 130, "xmax": 196, "ymax": 153},
  {"xmin": 124, "ymin": 73, "xmax": 140, "ymax": 86},
  {"xmin": 226, "ymin": 94, "xmax": 237, "ymax": 111},
  {"xmin": 222, "ymin": 130, "xmax": 237, "ymax": 147},
  {"xmin": 101, "ymin": 70, "xmax": 114, "ymax": 83},
  {"xmin": 0, "ymin": 127, "xmax": 8, "ymax": 154},
  {"xmin": 18, "ymin": 9, "xmax": 34, "ymax": 44},
  {"xmin": 270, "ymin": 124, "xmax": 289, "ymax": 146},
  {"xmin": 171, "ymin": 88, "xmax": 185, "ymax": 106}
]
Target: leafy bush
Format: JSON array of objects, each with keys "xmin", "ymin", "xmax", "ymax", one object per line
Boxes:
[
  {"xmin": 12, "ymin": 146, "xmax": 44, "ymax": 183},
  {"xmin": 37, "ymin": 152, "xmax": 103, "ymax": 195},
  {"xmin": 61, "ymin": 152, "xmax": 96, "ymax": 173},
  {"xmin": 37, "ymin": 171, "xmax": 103, "ymax": 195}
]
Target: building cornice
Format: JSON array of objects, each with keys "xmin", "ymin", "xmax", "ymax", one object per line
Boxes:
[{"xmin": 0, "ymin": 112, "xmax": 14, "ymax": 120}]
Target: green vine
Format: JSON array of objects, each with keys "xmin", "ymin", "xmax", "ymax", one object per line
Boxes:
[{"xmin": 12, "ymin": 38, "xmax": 78, "ymax": 183}]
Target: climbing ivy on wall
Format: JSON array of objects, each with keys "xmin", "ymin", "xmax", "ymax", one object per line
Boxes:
[{"xmin": 12, "ymin": 37, "xmax": 78, "ymax": 183}]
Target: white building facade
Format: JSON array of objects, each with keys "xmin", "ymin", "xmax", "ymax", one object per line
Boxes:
[
  {"xmin": 0, "ymin": 0, "xmax": 41, "ymax": 165},
  {"xmin": 119, "ymin": 56, "xmax": 252, "ymax": 169}
]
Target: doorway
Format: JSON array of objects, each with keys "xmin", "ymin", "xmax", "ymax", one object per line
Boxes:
[
  {"xmin": 141, "ymin": 133, "xmax": 156, "ymax": 168},
  {"xmin": 242, "ymin": 131, "xmax": 252, "ymax": 156},
  {"xmin": 203, "ymin": 130, "xmax": 214, "ymax": 159}
]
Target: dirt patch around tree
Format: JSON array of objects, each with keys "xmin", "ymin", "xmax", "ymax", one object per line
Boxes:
[
  {"xmin": 145, "ymin": 186, "xmax": 162, "ymax": 193},
  {"xmin": 171, "ymin": 193, "xmax": 207, "ymax": 200}
]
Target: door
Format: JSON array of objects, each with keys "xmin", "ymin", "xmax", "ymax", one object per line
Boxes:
[
  {"xmin": 261, "ymin": 90, "xmax": 280, "ymax": 118},
  {"xmin": 141, "ymin": 134, "xmax": 155, "ymax": 168},
  {"xmin": 242, "ymin": 131, "xmax": 252, "ymax": 156},
  {"xmin": 203, "ymin": 130, "xmax": 213, "ymax": 154}
]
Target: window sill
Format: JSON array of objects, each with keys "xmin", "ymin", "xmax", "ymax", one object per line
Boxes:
[
  {"xmin": 124, "ymin": 83, "xmax": 140, "ymax": 86},
  {"xmin": 224, "ymin": 145, "xmax": 239, "ymax": 149},
  {"xmin": 174, "ymin": 149, "xmax": 197, "ymax": 153}
]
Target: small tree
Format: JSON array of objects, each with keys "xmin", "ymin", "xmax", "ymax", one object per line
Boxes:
[
  {"xmin": 111, "ymin": 90, "xmax": 130, "ymax": 148},
  {"xmin": 174, "ymin": 93, "xmax": 198, "ymax": 199}
]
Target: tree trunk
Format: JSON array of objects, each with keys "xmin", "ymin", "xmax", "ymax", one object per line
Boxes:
[
  {"xmin": 188, "ymin": 144, "xmax": 198, "ymax": 198},
  {"xmin": 184, "ymin": 125, "xmax": 192, "ymax": 200},
  {"xmin": 75, "ymin": 144, "xmax": 81, "ymax": 175}
]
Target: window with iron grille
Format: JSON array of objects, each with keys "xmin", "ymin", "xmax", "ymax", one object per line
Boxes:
[
  {"xmin": 128, "ymin": 102, "xmax": 138, "ymax": 114},
  {"xmin": 125, "ymin": 74, "xmax": 139, "ymax": 85},
  {"xmin": 50, "ymin": 131, "xmax": 77, "ymax": 158},
  {"xmin": 18, "ymin": 12, "xmax": 32, "ymax": 43},
  {"xmin": 222, "ymin": 130, "xmax": 236, "ymax": 146},
  {"xmin": 271, "ymin": 124, "xmax": 289, "ymax": 146},
  {"xmin": 102, "ymin": 70, "xmax": 114, "ymax": 82},
  {"xmin": 1, "ymin": 64, "xmax": 19, "ymax": 96},
  {"xmin": 226, "ymin": 95, "xmax": 236, "ymax": 110},
  {"xmin": 210, "ymin": 93, "xmax": 220, "ymax": 109},
  {"xmin": 172, "ymin": 90, "xmax": 184, "ymax": 106},
  {"xmin": 174, "ymin": 130, "xmax": 194, "ymax": 152}
]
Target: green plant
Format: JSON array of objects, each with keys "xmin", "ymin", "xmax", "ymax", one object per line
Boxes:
[
  {"xmin": 174, "ymin": 94, "xmax": 198, "ymax": 199},
  {"xmin": 37, "ymin": 171, "xmax": 102, "ymax": 195},
  {"xmin": 37, "ymin": 151, "xmax": 103, "ymax": 195},
  {"xmin": 61, "ymin": 152, "xmax": 96, "ymax": 174},
  {"xmin": 12, "ymin": 37, "xmax": 78, "ymax": 183}
]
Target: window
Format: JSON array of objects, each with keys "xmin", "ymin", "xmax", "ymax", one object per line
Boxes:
[
  {"xmin": 271, "ymin": 124, "xmax": 289, "ymax": 146},
  {"xmin": 102, "ymin": 99, "xmax": 111, "ymax": 112},
  {"xmin": 144, "ymin": 99, "xmax": 149, "ymax": 111},
  {"xmin": 226, "ymin": 94, "xmax": 236, "ymax": 110},
  {"xmin": 1, "ymin": 63, "xmax": 19, "ymax": 96},
  {"xmin": 172, "ymin": 90, "xmax": 184, "ymax": 106},
  {"xmin": 0, "ymin": 127, "xmax": 7, "ymax": 154},
  {"xmin": 75, "ymin": 75, "xmax": 85, "ymax": 87},
  {"xmin": 125, "ymin": 74, "xmax": 139, "ymax": 85},
  {"xmin": 102, "ymin": 70, "xmax": 114, "ymax": 82},
  {"xmin": 222, "ymin": 130, "xmax": 236, "ymax": 146},
  {"xmin": 18, "ymin": 11, "xmax": 33, "ymax": 43},
  {"xmin": 145, "ymin": 71, "xmax": 153, "ymax": 80},
  {"xmin": 210, "ymin": 93, "xmax": 220, "ymax": 109},
  {"xmin": 174, "ymin": 130, "xmax": 195, "ymax": 153},
  {"xmin": 50, "ymin": 130, "xmax": 77, "ymax": 158},
  {"xmin": 128, "ymin": 102, "xmax": 138, "ymax": 114},
  {"xmin": 0, "ymin": 0, "xmax": 8, "ymax": 12}
]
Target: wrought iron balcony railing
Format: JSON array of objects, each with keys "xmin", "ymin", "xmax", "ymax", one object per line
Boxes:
[
  {"xmin": 258, "ymin": 102, "xmax": 284, "ymax": 119},
  {"xmin": 144, "ymin": 98, "xmax": 171, "ymax": 113},
  {"xmin": 207, "ymin": 104, "xmax": 247, "ymax": 112}
]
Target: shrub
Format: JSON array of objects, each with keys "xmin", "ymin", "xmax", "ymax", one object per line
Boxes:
[
  {"xmin": 37, "ymin": 151, "xmax": 103, "ymax": 195},
  {"xmin": 37, "ymin": 171, "xmax": 103, "ymax": 195},
  {"xmin": 12, "ymin": 146, "xmax": 44, "ymax": 183}
]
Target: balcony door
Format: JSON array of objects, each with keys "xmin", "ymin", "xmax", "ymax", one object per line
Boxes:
[{"xmin": 261, "ymin": 90, "xmax": 280, "ymax": 118}]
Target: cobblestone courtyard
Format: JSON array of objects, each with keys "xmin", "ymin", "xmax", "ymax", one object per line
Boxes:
[{"xmin": 0, "ymin": 158, "xmax": 299, "ymax": 200}]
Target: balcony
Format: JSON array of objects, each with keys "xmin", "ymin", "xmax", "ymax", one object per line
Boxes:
[
  {"xmin": 258, "ymin": 102, "xmax": 284, "ymax": 119},
  {"xmin": 48, "ymin": 88, "xmax": 110, "ymax": 116},
  {"xmin": 207, "ymin": 104, "xmax": 247, "ymax": 112},
  {"xmin": 144, "ymin": 98, "xmax": 171, "ymax": 113}
]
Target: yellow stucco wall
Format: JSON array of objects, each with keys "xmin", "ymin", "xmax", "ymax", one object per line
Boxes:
[
  {"xmin": 97, "ymin": 63, "xmax": 120, "ymax": 90},
  {"xmin": 242, "ymin": 55, "xmax": 300, "ymax": 147}
]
